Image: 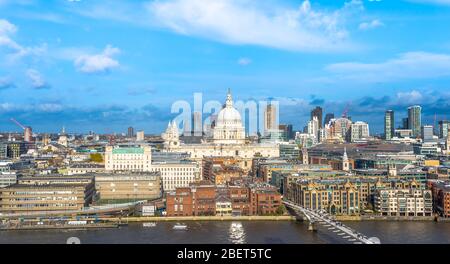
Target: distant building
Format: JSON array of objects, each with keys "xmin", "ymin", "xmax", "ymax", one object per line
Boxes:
[
  {"xmin": 0, "ymin": 141, "xmax": 27, "ymax": 159},
  {"xmin": 402, "ymin": 117, "xmax": 409, "ymax": 129},
  {"xmin": 421, "ymin": 125, "xmax": 434, "ymax": 143},
  {"xmin": 351, "ymin": 121, "xmax": 370, "ymax": 142},
  {"xmin": 58, "ymin": 126, "xmax": 68, "ymax": 147},
  {"xmin": 324, "ymin": 113, "xmax": 334, "ymax": 127},
  {"xmin": 136, "ymin": 131, "xmax": 145, "ymax": 141},
  {"xmin": 0, "ymin": 171, "xmax": 17, "ymax": 188},
  {"xmin": 279, "ymin": 124, "xmax": 294, "ymax": 141},
  {"xmin": 67, "ymin": 163, "xmax": 105, "ymax": 175},
  {"xmin": 326, "ymin": 117, "xmax": 352, "ymax": 142},
  {"xmin": 127, "ymin": 126, "xmax": 134, "ymax": 138},
  {"xmin": 439, "ymin": 120, "xmax": 450, "ymax": 139},
  {"xmin": 384, "ymin": 110, "xmax": 395, "ymax": 140},
  {"xmin": 408, "ymin": 105, "xmax": 422, "ymax": 138},
  {"xmin": 395, "ymin": 129, "xmax": 413, "ymax": 138},
  {"xmin": 311, "ymin": 106, "xmax": 323, "ymax": 129},
  {"xmin": 264, "ymin": 103, "xmax": 278, "ymax": 135},
  {"xmin": 24, "ymin": 127, "xmax": 33, "ymax": 142}
]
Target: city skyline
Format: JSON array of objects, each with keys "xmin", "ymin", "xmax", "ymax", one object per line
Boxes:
[{"xmin": 1, "ymin": 0, "xmax": 450, "ymax": 134}]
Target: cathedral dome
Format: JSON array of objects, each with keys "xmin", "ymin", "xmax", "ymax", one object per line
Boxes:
[
  {"xmin": 216, "ymin": 104, "xmax": 243, "ymax": 128},
  {"xmin": 213, "ymin": 89, "xmax": 245, "ymax": 144}
]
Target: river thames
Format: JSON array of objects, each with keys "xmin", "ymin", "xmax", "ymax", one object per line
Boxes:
[{"xmin": 1, "ymin": 221, "xmax": 450, "ymax": 244}]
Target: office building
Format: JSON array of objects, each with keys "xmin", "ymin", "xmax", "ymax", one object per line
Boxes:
[
  {"xmin": 0, "ymin": 172, "xmax": 17, "ymax": 188},
  {"xmin": 421, "ymin": 125, "xmax": 434, "ymax": 143},
  {"xmin": 408, "ymin": 105, "xmax": 422, "ymax": 138},
  {"xmin": 351, "ymin": 121, "xmax": 370, "ymax": 142},
  {"xmin": 0, "ymin": 141, "xmax": 27, "ymax": 159},
  {"xmin": 439, "ymin": 120, "xmax": 450, "ymax": 139},
  {"xmin": 311, "ymin": 106, "xmax": 323, "ymax": 129},
  {"xmin": 384, "ymin": 110, "xmax": 395, "ymax": 140},
  {"xmin": 0, "ymin": 176, "xmax": 95, "ymax": 213},
  {"xmin": 94, "ymin": 172, "xmax": 162, "ymax": 202},
  {"xmin": 402, "ymin": 117, "xmax": 409, "ymax": 129},
  {"xmin": 324, "ymin": 113, "xmax": 335, "ymax": 127},
  {"xmin": 127, "ymin": 126, "xmax": 134, "ymax": 138},
  {"xmin": 264, "ymin": 103, "xmax": 278, "ymax": 134},
  {"xmin": 105, "ymin": 145, "xmax": 152, "ymax": 172}
]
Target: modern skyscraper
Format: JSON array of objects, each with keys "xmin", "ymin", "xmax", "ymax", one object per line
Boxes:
[
  {"xmin": 311, "ymin": 106, "xmax": 323, "ymax": 129},
  {"xmin": 408, "ymin": 105, "xmax": 422, "ymax": 138},
  {"xmin": 279, "ymin": 124, "xmax": 294, "ymax": 141},
  {"xmin": 324, "ymin": 113, "xmax": 334, "ymax": 127},
  {"xmin": 402, "ymin": 118, "xmax": 409, "ymax": 129},
  {"xmin": 384, "ymin": 110, "xmax": 395, "ymax": 140},
  {"xmin": 127, "ymin": 126, "xmax": 134, "ymax": 138},
  {"xmin": 439, "ymin": 120, "xmax": 450, "ymax": 139},
  {"xmin": 351, "ymin": 121, "xmax": 370, "ymax": 142},
  {"xmin": 264, "ymin": 103, "xmax": 278, "ymax": 134},
  {"xmin": 421, "ymin": 125, "xmax": 434, "ymax": 143}
]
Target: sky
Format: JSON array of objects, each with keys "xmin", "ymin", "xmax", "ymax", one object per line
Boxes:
[{"xmin": 1, "ymin": 0, "xmax": 450, "ymax": 135}]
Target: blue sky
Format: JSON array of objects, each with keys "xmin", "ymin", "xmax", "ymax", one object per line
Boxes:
[{"xmin": 1, "ymin": 0, "xmax": 450, "ymax": 135}]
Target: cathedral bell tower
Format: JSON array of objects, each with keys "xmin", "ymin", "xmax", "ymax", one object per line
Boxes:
[{"xmin": 162, "ymin": 121, "xmax": 180, "ymax": 149}]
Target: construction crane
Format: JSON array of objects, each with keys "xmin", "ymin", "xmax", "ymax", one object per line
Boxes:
[
  {"xmin": 342, "ymin": 103, "xmax": 351, "ymax": 119},
  {"xmin": 10, "ymin": 118, "xmax": 33, "ymax": 142}
]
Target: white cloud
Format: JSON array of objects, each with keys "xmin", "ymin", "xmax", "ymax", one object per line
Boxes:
[
  {"xmin": 396, "ymin": 90, "xmax": 424, "ymax": 105},
  {"xmin": 325, "ymin": 51, "xmax": 450, "ymax": 82},
  {"xmin": 237, "ymin": 57, "xmax": 252, "ymax": 66},
  {"xmin": 67, "ymin": 0, "xmax": 365, "ymax": 52},
  {"xmin": 26, "ymin": 69, "xmax": 50, "ymax": 89},
  {"xmin": 0, "ymin": 19, "xmax": 47, "ymax": 60},
  {"xmin": 139, "ymin": 0, "xmax": 361, "ymax": 52},
  {"xmin": 359, "ymin": 19, "xmax": 383, "ymax": 30},
  {"xmin": 74, "ymin": 45, "xmax": 120, "ymax": 73}
]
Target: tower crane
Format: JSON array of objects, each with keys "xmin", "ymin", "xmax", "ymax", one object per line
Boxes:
[{"xmin": 10, "ymin": 118, "xmax": 33, "ymax": 142}]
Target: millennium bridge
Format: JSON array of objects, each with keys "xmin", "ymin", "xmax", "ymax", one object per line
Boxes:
[{"xmin": 283, "ymin": 200, "xmax": 381, "ymax": 244}]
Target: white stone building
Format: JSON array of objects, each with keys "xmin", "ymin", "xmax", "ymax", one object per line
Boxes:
[{"xmin": 104, "ymin": 145, "xmax": 200, "ymax": 192}]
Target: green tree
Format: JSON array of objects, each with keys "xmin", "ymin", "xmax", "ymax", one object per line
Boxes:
[{"xmin": 276, "ymin": 205, "xmax": 287, "ymax": 215}]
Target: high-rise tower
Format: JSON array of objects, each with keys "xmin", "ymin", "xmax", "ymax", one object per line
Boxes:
[{"xmin": 384, "ymin": 110, "xmax": 395, "ymax": 140}]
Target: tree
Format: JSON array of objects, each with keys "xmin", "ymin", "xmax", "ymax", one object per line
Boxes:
[{"xmin": 276, "ymin": 205, "xmax": 287, "ymax": 215}]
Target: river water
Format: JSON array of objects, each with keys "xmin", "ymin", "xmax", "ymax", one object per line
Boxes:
[{"xmin": 1, "ymin": 221, "xmax": 450, "ymax": 244}]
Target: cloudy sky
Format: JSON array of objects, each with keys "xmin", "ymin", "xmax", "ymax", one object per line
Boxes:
[{"xmin": 1, "ymin": 0, "xmax": 450, "ymax": 135}]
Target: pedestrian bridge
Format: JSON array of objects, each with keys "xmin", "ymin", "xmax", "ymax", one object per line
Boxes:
[{"xmin": 283, "ymin": 200, "xmax": 381, "ymax": 244}]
